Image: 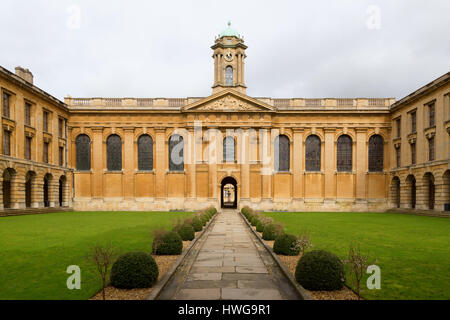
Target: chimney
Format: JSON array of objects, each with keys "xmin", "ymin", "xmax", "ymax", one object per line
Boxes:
[{"xmin": 15, "ymin": 66, "xmax": 33, "ymax": 84}]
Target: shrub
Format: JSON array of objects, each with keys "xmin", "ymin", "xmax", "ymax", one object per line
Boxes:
[
  {"xmin": 273, "ymin": 234, "xmax": 300, "ymax": 256},
  {"xmin": 191, "ymin": 216, "xmax": 203, "ymax": 232},
  {"xmin": 206, "ymin": 207, "xmax": 217, "ymax": 216},
  {"xmin": 152, "ymin": 230, "xmax": 183, "ymax": 255},
  {"xmin": 110, "ymin": 252, "xmax": 158, "ymax": 289},
  {"xmin": 295, "ymin": 250, "xmax": 345, "ymax": 291},
  {"xmin": 241, "ymin": 206, "xmax": 250, "ymax": 217},
  {"xmin": 256, "ymin": 217, "xmax": 273, "ymax": 233},
  {"xmin": 250, "ymin": 214, "xmax": 260, "ymax": 226},
  {"xmin": 200, "ymin": 213, "xmax": 209, "ymax": 226},
  {"xmin": 262, "ymin": 222, "xmax": 284, "ymax": 240},
  {"xmin": 177, "ymin": 223, "xmax": 195, "ymax": 241}
]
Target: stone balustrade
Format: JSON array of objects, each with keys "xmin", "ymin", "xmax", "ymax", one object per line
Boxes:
[{"xmin": 66, "ymin": 96, "xmax": 394, "ymax": 110}]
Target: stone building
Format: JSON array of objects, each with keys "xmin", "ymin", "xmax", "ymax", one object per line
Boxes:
[{"xmin": 1, "ymin": 23, "xmax": 449, "ymax": 213}]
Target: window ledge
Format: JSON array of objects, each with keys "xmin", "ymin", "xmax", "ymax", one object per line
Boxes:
[
  {"xmin": 166, "ymin": 170, "xmax": 186, "ymax": 174},
  {"xmin": 104, "ymin": 170, "xmax": 123, "ymax": 174},
  {"xmin": 274, "ymin": 171, "xmax": 292, "ymax": 175},
  {"xmin": 136, "ymin": 170, "xmax": 155, "ymax": 174}
]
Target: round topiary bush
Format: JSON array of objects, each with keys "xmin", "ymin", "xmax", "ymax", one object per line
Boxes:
[
  {"xmin": 200, "ymin": 214, "xmax": 208, "ymax": 226},
  {"xmin": 110, "ymin": 252, "xmax": 159, "ymax": 289},
  {"xmin": 250, "ymin": 215, "xmax": 260, "ymax": 226},
  {"xmin": 256, "ymin": 220, "xmax": 265, "ymax": 232},
  {"xmin": 153, "ymin": 231, "xmax": 183, "ymax": 255},
  {"xmin": 207, "ymin": 207, "xmax": 217, "ymax": 217},
  {"xmin": 191, "ymin": 216, "xmax": 203, "ymax": 232},
  {"xmin": 273, "ymin": 234, "xmax": 300, "ymax": 256},
  {"xmin": 262, "ymin": 223, "xmax": 284, "ymax": 240},
  {"xmin": 177, "ymin": 223, "xmax": 195, "ymax": 241},
  {"xmin": 295, "ymin": 250, "xmax": 345, "ymax": 291}
]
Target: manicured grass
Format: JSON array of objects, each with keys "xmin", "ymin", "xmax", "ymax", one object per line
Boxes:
[
  {"xmin": 263, "ymin": 211, "xmax": 450, "ymax": 300},
  {"xmin": 0, "ymin": 211, "xmax": 192, "ymax": 300}
]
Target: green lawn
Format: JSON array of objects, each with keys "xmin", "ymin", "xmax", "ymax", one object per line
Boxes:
[
  {"xmin": 0, "ymin": 211, "xmax": 192, "ymax": 300},
  {"xmin": 263, "ymin": 211, "xmax": 450, "ymax": 300}
]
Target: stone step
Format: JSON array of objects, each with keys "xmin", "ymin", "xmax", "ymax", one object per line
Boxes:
[{"xmin": 0, "ymin": 207, "xmax": 73, "ymax": 217}]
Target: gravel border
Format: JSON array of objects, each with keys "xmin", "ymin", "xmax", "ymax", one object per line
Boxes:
[
  {"xmin": 146, "ymin": 211, "xmax": 220, "ymax": 300},
  {"xmin": 238, "ymin": 210, "xmax": 312, "ymax": 300}
]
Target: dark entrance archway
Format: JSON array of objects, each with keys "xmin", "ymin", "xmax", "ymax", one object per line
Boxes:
[
  {"xmin": 406, "ymin": 174, "xmax": 416, "ymax": 209},
  {"xmin": 43, "ymin": 174, "xmax": 52, "ymax": 207},
  {"xmin": 423, "ymin": 172, "xmax": 435, "ymax": 210},
  {"xmin": 59, "ymin": 175, "xmax": 67, "ymax": 207},
  {"xmin": 25, "ymin": 171, "xmax": 36, "ymax": 208},
  {"xmin": 2, "ymin": 168, "xmax": 15, "ymax": 209},
  {"xmin": 221, "ymin": 177, "xmax": 237, "ymax": 209}
]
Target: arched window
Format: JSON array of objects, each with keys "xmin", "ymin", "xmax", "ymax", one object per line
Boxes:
[
  {"xmin": 305, "ymin": 135, "xmax": 321, "ymax": 172},
  {"xmin": 223, "ymin": 136, "xmax": 235, "ymax": 162},
  {"xmin": 337, "ymin": 135, "xmax": 352, "ymax": 172},
  {"xmin": 368, "ymin": 134, "xmax": 384, "ymax": 172},
  {"xmin": 225, "ymin": 66, "xmax": 233, "ymax": 86},
  {"xmin": 275, "ymin": 135, "xmax": 290, "ymax": 172},
  {"xmin": 138, "ymin": 134, "xmax": 153, "ymax": 171},
  {"xmin": 107, "ymin": 134, "xmax": 122, "ymax": 171},
  {"xmin": 169, "ymin": 134, "xmax": 184, "ymax": 171},
  {"xmin": 76, "ymin": 134, "xmax": 91, "ymax": 171}
]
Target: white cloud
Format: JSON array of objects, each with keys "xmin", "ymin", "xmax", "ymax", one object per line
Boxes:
[{"xmin": 0, "ymin": 0, "xmax": 448, "ymax": 100}]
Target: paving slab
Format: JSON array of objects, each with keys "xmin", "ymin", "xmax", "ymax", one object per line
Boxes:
[{"xmin": 156, "ymin": 209, "xmax": 302, "ymax": 300}]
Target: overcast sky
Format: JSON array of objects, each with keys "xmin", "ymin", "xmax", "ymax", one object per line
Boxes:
[{"xmin": 1, "ymin": 0, "xmax": 449, "ymax": 101}]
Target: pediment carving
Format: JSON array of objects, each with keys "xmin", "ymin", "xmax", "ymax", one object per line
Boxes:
[{"xmin": 201, "ymin": 95, "xmax": 259, "ymax": 111}]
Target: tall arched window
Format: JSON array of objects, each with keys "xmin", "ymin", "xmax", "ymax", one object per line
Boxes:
[
  {"xmin": 225, "ymin": 66, "xmax": 233, "ymax": 86},
  {"xmin": 223, "ymin": 136, "xmax": 235, "ymax": 162},
  {"xmin": 305, "ymin": 135, "xmax": 321, "ymax": 172},
  {"xmin": 337, "ymin": 135, "xmax": 352, "ymax": 172},
  {"xmin": 76, "ymin": 134, "xmax": 91, "ymax": 171},
  {"xmin": 169, "ymin": 134, "xmax": 184, "ymax": 171},
  {"xmin": 138, "ymin": 134, "xmax": 153, "ymax": 171},
  {"xmin": 368, "ymin": 134, "xmax": 384, "ymax": 172},
  {"xmin": 275, "ymin": 135, "xmax": 290, "ymax": 172},
  {"xmin": 107, "ymin": 134, "xmax": 122, "ymax": 171}
]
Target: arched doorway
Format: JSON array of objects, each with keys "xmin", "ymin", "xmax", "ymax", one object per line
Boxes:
[
  {"xmin": 406, "ymin": 174, "xmax": 416, "ymax": 209},
  {"xmin": 221, "ymin": 177, "xmax": 237, "ymax": 209},
  {"xmin": 59, "ymin": 175, "xmax": 67, "ymax": 207},
  {"xmin": 2, "ymin": 168, "xmax": 16, "ymax": 209},
  {"xmin": 391, "ymin": 176, "xmax": 400, "ymax": 208},
  {"xmin": 443, "ymin": 170, "xmax": 450, "ymax": 211},
  {"xmin": 423, "ymin": 172, "xmax": 435, "ymax": 210},
  {"xmin": 43, "ymin": 173, "xmax": 52, "ymax": 207},
  {"xmin": 25, "ymin": 171, "xmax": 36, "ymax": 208}
]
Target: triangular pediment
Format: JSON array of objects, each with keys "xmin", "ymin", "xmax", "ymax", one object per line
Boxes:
[{"xmin": 182, "ymin": 89, "xmax": 276, "ymax": 112}]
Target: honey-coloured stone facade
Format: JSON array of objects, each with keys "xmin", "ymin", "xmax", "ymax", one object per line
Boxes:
[{"xmin": 1, "ymin": 24, "xmax": 449, "ymax": 213}]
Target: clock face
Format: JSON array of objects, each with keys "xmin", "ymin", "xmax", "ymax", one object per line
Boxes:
[{"xmin": 225, "ymin": 51, "xmax": 233, "ymax": 62}]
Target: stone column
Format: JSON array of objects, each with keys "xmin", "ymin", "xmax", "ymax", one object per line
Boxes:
[
  {"xmin": 434, "ymin": 175, "xmax": 445, "ymax": 211},
  {"xmin": 355, "ymin": 128, "xmax": 368, "ymax": 203},
  {"xmin": 239, "ymin": 128, "xmax": 250, "ymax": 203},
  {"xmin": 415, "ymin": 175, "xmax": 428, "ymax": 210},
  {"xmin": 324, "ymin": 128, "xmax": 336, "ymax": 203},
  {"xmin": 154, "ymin": 127, "xmax": 167, "ymax": 199},
  {"xmin": 186, "ymin": 127, "xmax": 196, "ymax": 200},
  {"xmin": 261, "ymin": 128, "xmax": 272, "ymax": 203},
  {"xmin": 31, "ymin": 177, "xmax": 42, "ymax": 208},
  {"xmin": 123, "ymin": 127, "xmax": 135, "ymax": 200},
  {"xmin": 11, "ymin": 174, "xmax": 26, "ymax": 209},
  {"xmin": 91, "ymin": 127, "xmax": 103, "ymax": 199},
  {"xmin": 48, "ymin": 177, "xmax": 59, "ymax": 207},
  {"xmin": 400, "ymin": 178, "xmax": 411, "ymax": 209},
  {"xmin": 0, "ymin": 175, "xmax": 3, "ymax": 210},
  {"xmin": 207, "ymin": 128, "xmax": 219, "ymax": 201},
  {"xmin": 292, "ymin": 128, "xmax": 303, "ymax": 201}
]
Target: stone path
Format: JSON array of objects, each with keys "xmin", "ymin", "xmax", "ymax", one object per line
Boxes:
[{"xmin": 158, "ymin": 209, "xmax": 300, "ymax": 300}]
